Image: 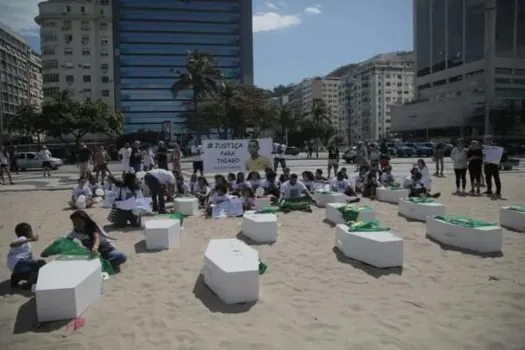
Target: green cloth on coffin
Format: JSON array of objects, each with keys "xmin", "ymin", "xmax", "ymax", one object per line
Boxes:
[
  {"xmin": 279, "ymin": 197, "xmax": 313, "ymax": 212},
  {"xmin": 434, "ymin": 215, "xmax": 497, "ymax": 228},
  {"xmin": 387, "ymin": 184, "xmax": 402, "ymax": 190},
  {"xmin": 156, "ymin": 211, "xmax": 184, "ymax": 225},
  {"xmin": 258, "ymin": 261, "xmax": 268, "ymax": 275},
  {"xmin": 407, "ymin": 197, "xmax": 436, "ymax": 203},
  {"xmin": 338, "ymin": 204, "xmax": 371, "ymax": 222},
  {"xmin": 257, "ymin": 207, "xmax": 280, "ymax": 214},
  {"xmin": 347, "ymin": 220, "xmax": 390, "ymax": 232},
  {"xmin": 41, "ymin": 238, "xmax": 115, "ymax": 275},
  {"xmin": 509, "ymin": 205, "xmax": 525, "ymax": 213}
]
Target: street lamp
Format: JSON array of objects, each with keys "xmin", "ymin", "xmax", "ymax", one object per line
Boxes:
[{"xmin": 484, "ymin": 0, "xmax": 496, "ymax": 143}]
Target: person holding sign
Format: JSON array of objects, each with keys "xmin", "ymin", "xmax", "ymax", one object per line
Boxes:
[
  {"xmin": 280, "ymin": 173, "xmax": 314, "ymax": 201},
  {"xmin": 245, "ymin": 139, "xmax": 272, "ymax": 171}
]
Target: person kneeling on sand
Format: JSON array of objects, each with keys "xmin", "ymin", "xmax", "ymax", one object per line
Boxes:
[
  {"xmin": 7, "ymin": 222, "xmax": 46, "ymax": 289},
  {"xmin": 69, "ymin": 176, "xmax": 95, "ymax": 209},
  {"xmin": 205, "ymin": 182, "xmax": 230, "ymax": 217},
  {"xmin": 43, "ymin": 210, "xmax": 127, "ymax": 271},
  {"xmin": 408, "ymin": 169, "xmax": 441, "ymax": 199},
  {"xmin": 330, "ymin": 171, "xmax": 360, "ymax": 203}
]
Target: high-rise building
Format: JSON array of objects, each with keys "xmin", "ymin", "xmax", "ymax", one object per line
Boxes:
[
  {"xmin": 288, "ymin": 76, "xmax": 343, "ymax": 136},
  {"xmin": 341, "ymin": 51, "xmax": 414, "ymax": 143},
  {"xmin": 0, "ymin": 23, "xmax": 43, "ymax": 138},
  {"xmin": 391, "ymin": 0, "xmax": 525, "ymax": 137},
  {"xmin": 35, "ymin": 0, "xmax": 114, "ymax": 105},
  {"xmin": 113, "ymin": 0, "xmax": 254, "ymax": 139}
]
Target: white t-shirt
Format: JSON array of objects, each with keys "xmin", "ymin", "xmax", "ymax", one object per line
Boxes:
[
  {"xmin": 119, "ymin": 147, "xmax": 131, "ymax": 165},
  {"xmin": 7, "ymin": 237, "xmax": 33, "ymax": 271},
  {"xmin": 330, "ymin": 178, "xmax": 352, "ymax": 193},
  {"xmin": 232, "ymin": 181, "xmax": 251, "ymax": 191},
  {"xmin": 148, "ymin": 168, "xmax": 175, "ymax": 184},
  {"xmin": 40, "ymin": 149, "xmax": 51, "ymax": 160},
  {"xmin": 380, "ymin": 173, "xmax": 395, "ymax": 184},
  {"xmin": 72, "ymin": 185, "xmax": 92, "ymax": 199},
  {"xmin": 280, "ymin": 180, "xmax": 307, "ymax": 198},
  {"xmin": 0, "ymin": 152, "xmax": 9, "ymax": 165},
  {"xmin": 275, "ymin": 144, "xmax": 286, "ymax": 159},
  {"xmin": 177, "ymin": 182, "xmax": 191, "ymax": 195},
  {"xmin": 191, "ymin": 145, "xmax": 202, "ymax": 162},
  {"xmin": 142, "ymin": 149, "xmax": 155, "ymax": 167},
  {"xmin": 193, "ymin": 184, "xmax": 209, "ymax": 194},
  {"xmin": 210, "ymin": 193, "xmax": 229, "ymax": 204},
  {"xmin": 300, "ymin": 180, "xmax": 314, "ymax": 191}
]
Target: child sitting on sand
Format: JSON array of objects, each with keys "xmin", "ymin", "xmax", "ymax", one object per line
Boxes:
[
  {"xmin": 193, "ymin": 176, "xmax": 210, "ymax": 208},
  {"xmin": 70, "ymin": 176, "xmax": 95, "ymax": 209},
  {"xmin": 43, "ymin": 210, "xmax": 127, "ymax": 271},
  {"xmin": 241, "ymin": 187, "xmax": 256, "ymax": 210},
  {"xmin": 205, "ymin": 182, "xmax": 230, "ymax": 217},
  {"xmin": 363, "ymin": 166, "xmax": 380, "ymax": 200},
  {"xmin": 8, "ymin": 222, "xmax": 46, "ymax": 289},
  {"xmin": 380, "ymin": 166, "xmax": 396, "ymax": 186},
  {"xmin": 175, "ymin": 173, "xmax": 191, "ymax": 196},
  {"xmin": 354, "ymin": 165, "xmax": 369, "ymax": 194}
]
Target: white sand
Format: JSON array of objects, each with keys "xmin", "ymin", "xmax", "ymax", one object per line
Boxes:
[{"xmin": 1, "ymin": 174, "xmax": 525, "ymax": 350}]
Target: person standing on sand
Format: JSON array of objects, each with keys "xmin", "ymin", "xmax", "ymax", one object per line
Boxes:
[
  {"xmin": 450, "ymin": 140, "xmax": 468, "ymax": 194},
  {"xmin": 78, "ymin": 144, "xmax": 92, "ymax": 178},
  {"xmin": 171, "ymin": 142, "xmax": 182, "ymax": 172},
  {"xmin": 156, "ymin": 141, "xmax": 168, "ymax": 170}
]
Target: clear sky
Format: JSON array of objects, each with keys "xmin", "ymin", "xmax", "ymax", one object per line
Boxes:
[{"xmin": 1, "ymin": 0, "xmax": 413, "ymax": 89}]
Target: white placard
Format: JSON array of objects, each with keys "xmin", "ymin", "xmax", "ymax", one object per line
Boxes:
[
  {"xmin": 115, "ymin": 197, "xmax": 136, "ymax": 211},
  {"xmin": 103, "ymin": 191, "xmax": 117, "ymax": 208},
  {"xmin": 483, "ymin": 145, "xmax": 504, "ymax": 165},
  {"xmin": 202, "ymin": 138, "xmax": 273, "ymax": 173},
  {"xmin": 211, "ymin": 198, "xmax": 244, "ymax": 219}
]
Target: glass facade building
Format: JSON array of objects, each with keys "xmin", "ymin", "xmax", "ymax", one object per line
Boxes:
[{"xmin": 112, "ymin": 0, "xmax": 253, "ymax": 136}]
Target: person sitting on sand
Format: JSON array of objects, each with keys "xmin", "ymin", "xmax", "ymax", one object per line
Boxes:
[
  {"xmin": 69, "ymin": 176, "xmax": 95, "ymax": 209},
  {"xmin": 354, "ymin": 165, "xmax": 369, "ymax": 194},
  {"xmin": 205, "ymin": 182, "xmax": 230, "ymax": 217},
  {"xmin": 314, "ymin": 168, "xmax": 328, "ymax": 182},
  {"xmin": 301, "ymin": 171, "xmax": 315, "ymax": 192},
  {"xmin": 330, "ymin": 171, "xmax": 359, "ymax": 199},
  {"xmin": 279, "ymin": 173, "xmax": 314, "ymax": 201},
  {"xmin": 193, "ymin": 176, "xmax": 210, "ymax": 208},
  {"xmin": 241, "ymin": 187, "xmax": 256, "ymax": 211},
  {"xmin": 43, "ymin": 210, "xmax": 127, "ymax": 271},
  {"xmin": 380, "ymin": 166, "xmax": 396, "ymax": 186},
  {"xmin": 109, "ymin": 172, "xmax": 143, "ymax": 228},
  {"xmin": 261, "ymin": 171, "xmax": 280, "ymax": 203},
  {"xmin": 175, "ymin": 173, "xmax": 191, "ymax": 196},
  {"xmin": 363, "ymin": 165, "xmax": 380, "ymax": 200},
  {"xmin": 8, "ymin": 222, "xmax": 46, "ymax": 289}
]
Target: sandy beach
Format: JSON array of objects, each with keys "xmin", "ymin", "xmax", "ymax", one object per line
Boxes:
[{"xmin": 1, "ymin": 174, "xmax": 525, "ymax": 350}]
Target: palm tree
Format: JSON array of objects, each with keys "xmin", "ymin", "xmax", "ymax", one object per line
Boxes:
[
  {"xmin": 274, "ymin": 104, "xmax": 298, "ymax": 144},
  {"xmin": 170, "ymin": 50, "xmax": 223, "ymax": 141},
  {"xmin": 303, "ymin": 98, "xmax": 336, "ymax": 157}
]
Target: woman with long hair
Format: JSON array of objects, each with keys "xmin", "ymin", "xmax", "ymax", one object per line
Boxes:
[{"xmin": 450, "ymin": 140, "xmax": 468, "ymax": 194}]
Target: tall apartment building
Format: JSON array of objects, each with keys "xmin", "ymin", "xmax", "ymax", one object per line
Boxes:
[
  {"xmin": 391, "ymin": 0, "xmax": 525, "ymax": 137},
  {"xmin": 288, "ymin": 77, "xmax": 343, "ymax": 136},
  {"xmin": 35, "ymin": 0, "xmax": 114, "ymax": 106},
  {"xmin": 0, "ymin": 23, "xmax": 43, "ymax": 138},
  {"xmin": 342, "ymin": 51, "xmax": 414, "ymax": 143},
  {"xmin": 112, "ymin": 0, "xmax": 253, "ymax": 138}
]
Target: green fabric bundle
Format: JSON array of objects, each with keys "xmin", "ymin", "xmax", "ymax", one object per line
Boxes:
[
  {"xmin": 347, "ymin": 220, "xmax": 390, "ymax": 232},
  {"xmin": 257, "ymin": 207, "xmax": 280, "ymax": 214},
  {"xmin": 509, "ymin": 205, "xmax": 525, "ymax": 213},
  {"xmin": 41, "ymin": 238, "xmax": 115, "ymax": 275},
  {"xmin": 156, "ymin": 211, "xmax": 184, "ymax": 225},
  {"xmin": 407, "ymin": 197, "xmax": 435, "ymax": 203},
  {"xmin": 258, "ymin": 260, "xmax": 268, "ymax": 275},
  {"xmin": 434, "ymin": 215, "xmax": 496, "ymax": 228},
  {"xmin": 387, "ymin": 184, "xmax": 402, "ymax": 190},
  {"xmin": 279, "ymin": 197, "xmax": 313, "ymax": 212},
  {"xmin": 338, "ymin": 204, "xmax": 371, "ymax": 222}
]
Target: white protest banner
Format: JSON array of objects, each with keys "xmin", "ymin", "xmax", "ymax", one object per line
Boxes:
[
  {"xmin": 483, "ymin": 145, "xmax": 504, "ymax": 165},
  {"xmin": 211, "ymin": 198, "xmax": 245, "ymax": 219},
  {"xmin": 202, "ymin": 138, "xmax": 273, "ymax": 173}
]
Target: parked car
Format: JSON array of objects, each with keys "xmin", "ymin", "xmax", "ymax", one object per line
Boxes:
[
  {"xmin": 395, "ymin": 143, "xmax": 416, "ymax": 157},
  {"xmin": 16, "ymin": 152, "xmax": 63, "ymax": 170},
  {"xmin": 414, "ymin": 142, "xmax": 434, "ymax": 157},
  {"xmin": 343, "ymin": 147, "xmax": 357, "ymax": 163},
  {"xmin": 284, "ymin": 146, "xmax": 300, "ymax": 156}
]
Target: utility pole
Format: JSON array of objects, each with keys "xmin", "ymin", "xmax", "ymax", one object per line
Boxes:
[{"xmin": 484, "ymin": 0, "xmax": 496, "ymax": 143}]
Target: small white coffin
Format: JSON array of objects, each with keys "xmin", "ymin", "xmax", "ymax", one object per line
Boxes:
[
  {"xmin": 426, "ymin": 216, "xmax": 502, "ymax": 253},
  {"xmin": 500, "ymin": 207, "xmax": 525, "ymax": 232},
  {"xmin": 254, "ymin": 198, "xmax": 271, "ymax": 212},
  {"xmin": 174, "ymin": 197, "xmax": 199, "ymax": 216},
  {"xmin": 376, "ymin": 187, "xmax": 410, "ymax": 204},
  {"xmin": 36, "ymin": 259, "xmax": 102, "ymax": 322},
  {"xmin": 203, "ymin": 239, "xmax": 259, "ymax": 304},
  {"xmin": 334, "ymin": 224, "xmax": 403, "ymax": 268},
  {"xmin": 398, "ymin": 198, "xmax": 446, "ymax": 222},
  {"xmin": 325, "ymin": 203, "xmax": 375, "ymax": 225},
  {"xmin": 242, "ymin": 213, "xmax": 278, "ymax": 243},
  {"xmin": 144, "ymin": 219, "xmax": 181, "ymax": 250},
  {"xmin": 314, "ymin": 192, "xmax": 348, "ymax": 208}
]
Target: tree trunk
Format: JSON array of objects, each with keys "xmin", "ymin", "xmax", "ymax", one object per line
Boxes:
[{"xmin": 192, "ymin": 91, "xmax": 201, "ymax": 143}]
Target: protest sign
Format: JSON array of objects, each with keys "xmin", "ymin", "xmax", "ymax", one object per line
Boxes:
[
  {"xmin": 211, "ymin": 197, "xmax": 244, "ymax": 219},
  {"xmin": 202, "ymin": 138, "xmax": 273, "ymax": 173},
  {"xmin": 483, "ymin": 145, "xmax": 504, "ymax": 165}
]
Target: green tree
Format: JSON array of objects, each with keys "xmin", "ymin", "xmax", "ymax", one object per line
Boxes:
[
  {"xmin": 171, "ymin": 50, "xmax": 223, "ymax": 140},
  {"xmin": 271, "ymin": 104, "xmax": 299, "ymax": 143},
  {"xmin": 302, "ymin": 98, "xmax": 336, "ymax": 156},
  {"xmin": 43, "ymin": 90, "xmax": 122, "ymax": 147},
  {"xmin": 7, "ymin": 104, "xmax": 48, "ymax": 142}
]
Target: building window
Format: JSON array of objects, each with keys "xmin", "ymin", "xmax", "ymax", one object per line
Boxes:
[
  {"xmin": 102, "ymin": 90, "xmax": 110, "ymax": 97},
  {"xmin": 62, "ymin": 20, "xmax": 72, "ymax": 30},
  {"xmin": 82, "ymin": 49, "xmax": 91, "ymax": 56},
  {"xmin": 101, "ymin": 63, "xmax": 109, "ymax": 70},
  {"xmin": 66, "ymin": 5, "xmax": 71, "ymax": 12},
  {"xmin": 99, "ymin": 22, "xmax": 108, "ymax": 30},
  {"xmin": 42, "ymin": 33, "xmax": 57, "ymax": 42},
  {"xmin": 83, "ymin": 75, "xmax": 91, "ymax": 82},
  {"xmin": 81, "ymin": 35, "xmax": 89, "ymax": 45},
  {"xmin": 64, "ymin": 34, "xmax": 73, "ymax": 44},
  {"xmin": 42, "ymin": 47, "xmax": 56, "ymax": 55},
  {"xmin": 42, "ymin": 60, "xmax": 58, "ymax": 69},
  {"xmin": 43, "ymin": 87, "xmax": 60, "ymax": 97},
  {"xmin": 101, "ymin": 76, "xmax": 109, "ymax": 83},
  {"xmin": 43, "ymin": 74, "xmax": 59, "ymax": 83},
  {"xmin": 100, "ymin": 39, "xmax": 109, "ymax": 46},
  {"xmin": 82, "ymin": 63, "xmax": 91, "ymax": 69},
  {"xmin": 495, "ymin": 0, "xmax": 515, "ymax": 58},
  {"xmin": 66, "ymin": 75, "xmax": 74, "ymax": 84},
  {"xmin": 81, "ymin": 6, "xmax": 85, "ymax": 13},
  {"xmin": 100, "ymin": 0, "xmax": 110, "ymax": 4},
  {"xmin": 64, "ymin": 47, "xmax": 73, "ymax": 55}
]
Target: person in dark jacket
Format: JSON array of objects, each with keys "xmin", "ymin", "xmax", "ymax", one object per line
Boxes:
[{"xmin": 129, "ymin": 141, "xmax": 142, "ymax": 173}]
